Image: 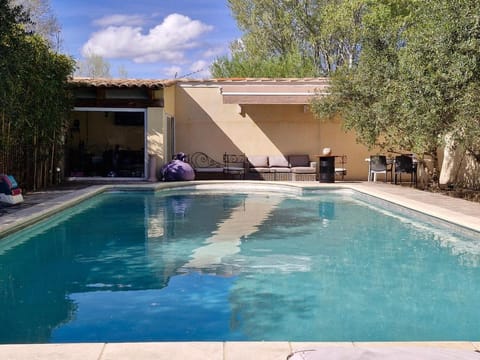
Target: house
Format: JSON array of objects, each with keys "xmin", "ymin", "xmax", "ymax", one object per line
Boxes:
[{"xmin": 67, "ymin": 77, "xmax": 375, "ymax": 181}]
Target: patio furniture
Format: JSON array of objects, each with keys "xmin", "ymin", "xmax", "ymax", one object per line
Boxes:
[
  {"xmin": 190, "ymin": 153, "xmax": 317, "ymax": 181},
  {"xmin": 315, "ymin": 154, "xmax": 347, "ymax": 183},
  {"xmin": 246, "ymin": 154, "xmax": 316, "ymax": 181},
  {"xmin": 190, "ymin": 152, "xmax": 225, "ymax": 179},
  {"xmin": 247, "ymin": 155, "xmax": 273, "ymax": 180},
  {"xmin": 318, "ymin": 155, "xmax": 335, "ymax": 183},
  {"xmin": 270, "ymin": 155, "xmax": 292, "ymax": 181},
  {"xmin": 290, "ymin": 155, "xmax": 317, "ymax": 181},
  {"xmin": 394, "ymin": 154, "xmax": 417, "ymax": 186},
  {"xmin": 335, "ymin": 155, "xmax": 347, "ymax": 180},
  {"xmin": 369, "ymin": 155, "xmax": 392, "ymax": 182},
  {"xmin": 223, "ymin": 153, "xmax": 246, "ymax": 179}
]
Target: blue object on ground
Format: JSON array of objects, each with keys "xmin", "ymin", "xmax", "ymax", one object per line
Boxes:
[{"xmin": 0, "ymin": 174, "xmax": 23, "ymax": 204}]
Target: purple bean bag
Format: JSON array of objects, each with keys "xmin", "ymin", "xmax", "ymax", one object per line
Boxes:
[{"xmin": 160, "ymin": 153, "xmax": 195, "ymax": 181}]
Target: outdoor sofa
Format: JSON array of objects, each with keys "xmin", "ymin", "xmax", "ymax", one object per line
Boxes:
[
  {"xmin": 189, "ymin": 152, "xmax": 317, "ymax": 181},
  {"xmin": 246, "ymin": 154, "xmax": 317, "ymax": 181}
]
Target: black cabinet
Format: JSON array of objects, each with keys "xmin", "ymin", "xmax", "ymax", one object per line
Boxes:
[{"xmin": 319, "ymin": 156, "xmax": 335, "ymax": 183}]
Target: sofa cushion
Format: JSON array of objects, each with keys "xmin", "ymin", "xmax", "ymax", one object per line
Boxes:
[
  {"xmin": 289, "ymin": 155, "xmax": 310, "ymax": 167},
  {"xmin": 269, "ymin": 155, "xmax": 289, "ymax": 168},
  {"xmin": 249, "ymin": 167, "xmax": 271, "ymax": 173},
  {"xmin": 270, "ymin": 167, "xmax": 291, "ymax": 173},
  {"xmin": 248, "ymin": 155, "xmax": 269, "ymax": 168},
  {"xmin": 291, "ymin": 166, "xmax": 316, "ymax": 174}
]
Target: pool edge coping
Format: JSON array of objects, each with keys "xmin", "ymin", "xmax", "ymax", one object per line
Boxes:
[
  {"xmin": 347, "ymin": 182, "xmax": 480, "ymax": 233},
  {"xmin": 0, "ymin": 341, "xmax": 479, "ymax": 360}
]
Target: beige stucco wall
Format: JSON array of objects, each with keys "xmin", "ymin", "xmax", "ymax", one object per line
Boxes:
[
  {"xmin": 174, "ymin": 85, "xmax": 375, "ymax": 180},
  {"xmin": 146, "ymin": 107, "xmax": 166, "ymax": 177},
  {"xmin": 163, "ymin": 85, "xmax": 176, "ymax": 116}
]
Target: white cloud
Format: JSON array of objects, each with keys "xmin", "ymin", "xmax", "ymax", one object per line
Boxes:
[
  {"xmin": 193, "ymin": 68, "xmax": 212, "ymax": 79},
  {"xmin": 182, "ymin": 60, "xmax": 210, "ymax": 78},
  {"xmin": 164, "ymin": 66, "xmax": 182, "ymax": 78},
  {"xmin": 162, "ymin": 61, "xmax": 211, "ymax": 79},
  {"xmin": 202, "ymin": 46, "xmax": 228, "ymax": 59},
  {"xmin": 190, "ymin": 60, "xmax": 208, "ymax": 72},
  {"xmin": 190, "ymin": 60, "xmax": 210, "ymax": 72},
  {"xmin": 82, "ymin": 13, "xmax": 213, "ymax": 64},
  {"xmin": 93, "ymin": 14, "xmax": 146, "ymax": 27}
]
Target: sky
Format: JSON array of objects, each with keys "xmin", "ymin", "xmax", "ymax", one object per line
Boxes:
[{"xmin": 50, "ymin": 0, "xmax": 241, "ymax": 79}]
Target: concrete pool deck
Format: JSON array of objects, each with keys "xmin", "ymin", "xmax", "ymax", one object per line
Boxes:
[
  {"xmin": 1, "ymin": 341, "xmax": 480, "ymax": 360},
  {"xmin": 0, "ymin": 180, "xmax": 479, "ymax": 359}
]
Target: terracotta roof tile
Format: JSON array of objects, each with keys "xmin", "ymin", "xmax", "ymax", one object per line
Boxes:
[
  {"xmin": 175, "ymin": 77, "xmax": 329, "ymax": 85},
  {"xmin": 69, "ymin": 77, "xmax": 174, "ymax": 89},
  {"xmin": 69, "ymin": 77, "xmax": 329, "ymax": 89}
]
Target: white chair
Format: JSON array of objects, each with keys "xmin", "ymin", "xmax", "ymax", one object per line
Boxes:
[
  {"xmin": 334, "ymin": 155, "xmax": 347, "ymax": 180},
  {"xmin": 369, "ymin": 155, "xmax": 392, "ymax": 182}
]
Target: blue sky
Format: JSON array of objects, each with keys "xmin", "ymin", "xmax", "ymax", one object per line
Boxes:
[{"xmin": 50, "ymin": 0, "xmax": 241, "ymax": 79}]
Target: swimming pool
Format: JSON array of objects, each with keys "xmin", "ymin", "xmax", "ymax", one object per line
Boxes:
[{"xmin": 0, "ymin": 188, "xmax": 479, "ymax": 343}]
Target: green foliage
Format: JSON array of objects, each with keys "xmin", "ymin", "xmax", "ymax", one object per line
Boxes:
[
  {"xmin": 10, "ymin": 0, "xmax": 61, "ymax": 49},
  {"xmin": 212, "ymin": 0, "xmax": 366, "ymax": 77},
  {"xmin": 312, "ymin": 0, "xmax": 480, "ymax": 171},
  {"xmin": 75, "ymin": 52, "xmax": 112, "ymax": 78},
  {"xmin": 221, "ymin": 0, "xmax": 480, "ymax": 178},
  {"xmin": 211, "ymin": 44, "xmax": 319, "ymax": 78},
  {"xmin": 1, "ymin": 0, "xmax": 75, "ymax": 189}
]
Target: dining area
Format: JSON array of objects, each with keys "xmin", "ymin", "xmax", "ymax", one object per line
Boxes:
[{"xmin": 366, "ymin": 154, "xmax": 418, "ymax": 186}]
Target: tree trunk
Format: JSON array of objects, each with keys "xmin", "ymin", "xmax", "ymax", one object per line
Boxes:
[
  {"xmin": 430, "ymin": 150, "xmax": 440, "ymax": 188},
  {"xmin": 439, "ymin": 133, "xmax": 463, "ymax": 186}
]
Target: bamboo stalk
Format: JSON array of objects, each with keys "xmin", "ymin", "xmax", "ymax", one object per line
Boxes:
[
  {"xmin": 50, "ymin": 132, "xmax": 56, "ymax": 185},
  {"xmin": 33, "ymin": 133, "xmax": 38, "ymax": 192}
]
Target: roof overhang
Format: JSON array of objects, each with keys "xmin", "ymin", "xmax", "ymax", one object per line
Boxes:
[
  {"xmin": 69, "ymin": 77, "xmax": 174, "ymax": 89},
  {"xmin": 67, "ymin": 77, "xmax": 330, "ymax": 106},
  {"xmin": 220, "ymin": 79, "xmax": 329, "ymax": 105},
  {"xmin": 68, "ymin": 77, "xmax": 174, "ymax": 108}
]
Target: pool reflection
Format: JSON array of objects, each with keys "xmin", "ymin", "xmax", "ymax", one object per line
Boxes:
[
  {"xmin": 0, "ymin": 192, "xmax": 286, "ymax": 342},
  {"xmin": 182, "ymin": 195, "xmax": 282, "ymax": 272},
  {"xmin": 2, "ymin": 191, "xmax": 480, "ymax": 343}
]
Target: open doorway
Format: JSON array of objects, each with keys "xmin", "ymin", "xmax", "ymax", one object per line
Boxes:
[{"xmin": 66, "ymin": 108, "xmax": 146, "ymax": 178}]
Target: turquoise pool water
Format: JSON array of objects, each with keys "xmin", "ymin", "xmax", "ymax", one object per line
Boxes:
[{"xmin": 0, "ymin": 189, "xmax": 479, "ymax": 343}]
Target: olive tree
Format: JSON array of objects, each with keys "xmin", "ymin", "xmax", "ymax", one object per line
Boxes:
[{"xmin": 311, "ymin": 0, "xmax": 480, "ymax": 187}]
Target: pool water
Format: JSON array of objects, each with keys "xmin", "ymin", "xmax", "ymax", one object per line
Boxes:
[{"xmin": 0, "ymin": 190, "xmax": 479, "ymax": 343}]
